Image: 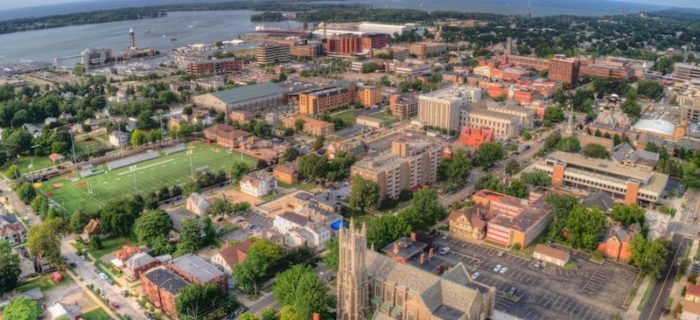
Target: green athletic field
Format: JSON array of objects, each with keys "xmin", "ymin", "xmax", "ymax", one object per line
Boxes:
[{"xmin": 38, "ymin": 143, "xmax": 257, "ymax": 213}]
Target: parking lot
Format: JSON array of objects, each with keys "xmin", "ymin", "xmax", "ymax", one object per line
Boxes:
[{"xmin": 435, "ymin": 238, "xmax": 639, "ymax": 320}]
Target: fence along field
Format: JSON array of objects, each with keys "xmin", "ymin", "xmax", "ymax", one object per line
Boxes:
[{"xmin": 38, "ymin": 143, "xmax": 256, "ymax": 213}]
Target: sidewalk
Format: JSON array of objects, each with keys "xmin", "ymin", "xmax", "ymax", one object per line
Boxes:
[{"xmin": 626, "ymin": 275, "xmax": 652, "ymax": 320}]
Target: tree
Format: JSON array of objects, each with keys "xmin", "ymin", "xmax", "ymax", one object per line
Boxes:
[
  {"xmin": 3, "ymin": 297, "xmax": 42, "ymax": 320},
  {"xmin": 6, "ymin": 165, "xmax": 20, "ymax": 179},
  {"xmin": 231, "ymin": 162, "xmax": 249, "ymax": 183},
  {"xmin": 0, "ymin": 240, "xmax": 20, "ymax": 294},
  {"xmin": 631, "ymin": 236, "xmax": 669, "ymax": 279},
  {"xmin": 294, "ymin": 119, "xmax": 305, "ymax": 131},
  {"xmin": 14, "ymin": 181, "xmax": 36, "ymax": 204},
  {"xmin": 273, "ymin": 265, "xmax": 333, "ymax": 320},
  {"xmin": 637, "ymin": 79, "xmax": 664, "ymax": 101},
  {"xmin": 562, "ymin": 205, "xmax": 606, "ymax": 250},
  {"xmin": 312, "ymin": 135, "xmax": 325, "ymax": 151},
  {"xmin": 27, "ymin": 217, "xmax": 66, "ymax": 268},
  {"xmin": 505, "ymin": 159, "xmax": 520, "ymax": 176},
  {"xmin": 279, "ymin": 305, "xmax": 300, "ymax": 320},
  {"xmin": 544, "ymin": 106, "xmax": 565, "ymax": 126},
  {"xmin": 474, "ymin": 142, "xmax": 505, "ymax": 167},
  {"xmin": 380, "ymin": 75, "xmax": 391, "ymax": 86},
  {"xmin": 440, "ymin": 148, "xmax": 471, "ymax": 185},
  {"xmin": 69, "ymin": 210, "xmax": 91, "ymax": 233},
  {"xmin": 100, "ymin": 198, "xmax": 143, "ymax": 237},
  {"xmin": 239, "ymin": 314, "xmax": 260, "ymax": 320},
  {"xmin": 582, "ymin": 143, "xmax": 609, "ymax": 159},
  {"xmin": 209, "ymin": 198, "xmax": 233, "ymax": 216},
  {"xmin": 348, "ymin": 175, "xmax": 380, "ymax": 213},
  {"xmin": 621, "ymin": 94, "xmax": 641, "ymax": 119},
  {"xmin": 411, "ymin": 188, "xmax": 446, "ymax": 224},
  {"xmin": 130, "ymin": 128, "xmax": 146, "ymax": 146},
  {"xmin": 366, "ymin": 215, "xmax": 410, "ymax": 250},
  {"xmin": 505, "ymin": 180, "xmax": 528, "ymax": 199},
  {"xmin": 262, "ymin": 308, "xmax": 279, "ymax": 320},
  {"xmin": 521, "ymin": 171, "xmax": 552, "ymax": 187},
  {"xmin": 134, "ymin": 210, "xmax": 173, "ymax": 248},
  {"xmin": 611, "ymin": 204, "xmax": 645, "ymax": 227},
  {"xmin": 298, "ymin": 154, "xmax": 329, "ymax": 183},
  {"xmin": 282, "ymin": 147, "xmax": 300, "ymax": 162},
  {"xmin": 324, "ymin": 237, "xmax": 339, "ymax": 272},
  {"xmin": 176, "ymin": 217, "xmax": 203, "ymax": 255},
  {"xmin": 233, "ymin": 239, "xmax": 283, "ymax": 295},
  {"xmin": 556, "ymin": 136, "xmax": 581, "ymax": 153},
  {"xmin": 6, "ymin": 129, "xmax": 32, "ymax": 158},
  {"xmin": 175, "ymin": 283, "xmax": 237, "ymax": 319}
]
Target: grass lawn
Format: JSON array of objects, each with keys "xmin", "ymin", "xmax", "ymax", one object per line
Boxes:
[
  {"xmin": 15, "ymin": 273, "xmax": 74, "ymax": 293},
  {"xmin": 278, "ymin": 181, "xmax": 317, "ymax": 191},
  {"xmin": 74, "ymin": 138, "xmax": 114, "ymax": 157},
  {"xmin": 83, "ymin": 308, "xmax": 111, "ymax": 320},
  {"xmin": 89, "ymin": 236, "xmax": 137, "ymax": 260},
  {"xmin": 5, "ymin": 155, "xmax": 55, "ymax": 176},
  {"xmin": 368, "ymin": 112, "xmax": 398, "ymax": 124},
  {"xmin": 331, "ymin": 109, "xmax": 356, "ymax": 125},
  {"xmin": 38, "ymin": 143, "xmax": 256, "ymax": 213}
]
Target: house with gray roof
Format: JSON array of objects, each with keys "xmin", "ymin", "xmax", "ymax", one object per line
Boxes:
[{"xmin": 611, "ymin": 142, "xmax": 659, "ymax": 172}]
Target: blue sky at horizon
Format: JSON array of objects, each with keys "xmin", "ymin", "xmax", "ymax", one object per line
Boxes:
[{"xmin": 1, "ymin": 0, "xmax": 699, "ymax": 11}]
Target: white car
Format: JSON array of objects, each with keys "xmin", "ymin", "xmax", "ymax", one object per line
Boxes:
[
  {"xmin": 493, "ymin": 264, "xmax": 502, "ymax": 273},
  {"xmin": 439, "ymin": 247, "xmax": 450, "ymax": 255},
  {"xmin": 99, "ymin": 273, "xmax": 108, "ymax": 280},
  {"xmin": 471, "ymin": 272, "xmax": 480, "ymax": 280},
  {"xmin": 500, "ymin": 267, "xmax": 508, "ymax": 274}
]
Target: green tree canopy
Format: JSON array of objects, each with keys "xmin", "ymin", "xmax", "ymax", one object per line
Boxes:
[
  {"xmin": 631, "ymin": 236, "xmax": 669, "ymax": 279},
  {"xmin": 134, "ymin": 209, "xmax": 173, "ymax": 248},
  {"xmin": 610, "ymin": 204, "xmax": 645, "ymax": 227},
  {"xmin": 474, "ymin": 142, "xmax": 505, "ymax": 167},
  {"xmin": 27, "ymin": 217, "xmax": 66, "ymax": 267},
  {"xmin": 348, "ymin": 175, "xmax": 380, "ymax": 213},
  {"xmin": 440, "ymin": 148, "xmax": 471, "ymax": 185},
  {"xmin": 0, "ymin": 240, "xmax": 21, "ymax": 294},
  {"xmin": 582, "ymin": 143, "xmax": 609, "ymax": 159},
  {"xmin": 3, "ymin": 297, "xmax": 42, "ymax": 320},
  {"xmin": 176, "ymin": 217, "xmax": 203, "ymax": 256},
  {"xmin": 175, "ymin": 283, "xmax": 238, "ymax": 319},
  {"xmin": 272, "ymin": 264, "xmax": 333, "ymax": 320}
]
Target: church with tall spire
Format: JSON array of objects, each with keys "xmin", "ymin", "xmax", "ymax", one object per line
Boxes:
[{"xmin": 336, "ymin": 220, "xmax": 496, "ymax": 320}]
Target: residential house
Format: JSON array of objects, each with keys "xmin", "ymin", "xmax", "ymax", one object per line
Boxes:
[
  {"xmin": 109, "ymin": 131, "xmax": 129, "ymax": 147},
  {"xmin": 210, "ymin": 239, "xmax": 253, "ymax": 274},
  {"xmin": 273, "ymin": 164, "xmax": 298, "ymax": 185},
  {"xmin": 48, "ymin": 153, "xmax": 65, "ymax": 164},
  {"xmin": 125, "ymin": 252, "xmax": 160, "ymax": 281},
  {"xmin": 448, "ymin": 206, "xmax": 489, "ymax": 241},
  {"xmin": 0, "ymin": 214, "xmax": 27, "ymax": 245},
  {"xmin": 81, "ymin": 219, "xmax": 100, "ymax": 243},
  {"xmin": 115, "ymin": 245, "xmax": 142, "ymax": 264},
  {"xmin": 186, "ymin": 192, "xmax": 210, "ymax": 216},
  {"xmin": 240, "ymin": 172, "xmax": 277, "ymax": 197},
  {"xmin": 141, "ymin": 267, "xmax": 189, "ymax": 319},
  {"xmin": 273, "ymin": 211, "xmax": 332, "ymax": 250},
  {"xmin": 686, "ymin": 284, "xmax": 700, "ymax": 304},
  {"xmin": 681, "ymin": 300, "xmax": 700, "ymax": 320},
  {"xmin": 611, "ymin": 142, "xmax": 659, "ymax": 172},
  {"xmin": 597, "ymin": 223, "xmax": 640, "ymax": 261}
]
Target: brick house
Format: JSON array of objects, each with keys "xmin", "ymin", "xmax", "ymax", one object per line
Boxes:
[
  {"xmin": 141, "ymin": 268, "xmax": 189, "ymax": 319},
  {"xmin": 459, "ymin": 125, "xmax": 495, "ymax": 149},
  {"xmin": 203, "ymin": 124, "xmax": 252, "ymax": 149},
  {"xmin": 0, "ymin": 214, "xmax": 27, "ymax": 245},
  {"xmin": 448, "ymin": 206, "xmax": 489, "ymax": 241},
  {"xmin": 81, "ymin": 219, "xmax": 100, "ymax": 243},
  {"xmin": 115, "ymin": 245, "xmax": 142, "ymax": 264},
  {"xmin": 273, "ymin": 164, "xmax": 298, "ymax": 185},
  {"xmin": 186, "ymin": 192, "xmax": 210, "ymax": 216},
  {"xmin": 597, "ymin": 223, "xmax": 640, "ymax": 261},
  {"xmin": 686, "ymin": 284, "xmax": 700, "ymax": 303}
]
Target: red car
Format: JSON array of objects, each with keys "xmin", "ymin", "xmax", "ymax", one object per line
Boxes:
[{"xmin": 110, "ymin": 301, "xmax": 119, "ymax": 309}]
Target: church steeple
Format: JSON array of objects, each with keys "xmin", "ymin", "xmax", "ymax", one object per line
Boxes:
[{"xmin": 337, "ymin": 219, "xmax": 368, "ymax": 320}]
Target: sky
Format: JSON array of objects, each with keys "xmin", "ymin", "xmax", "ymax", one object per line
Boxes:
[{"xmin": 1, "ymin": 0, "xmax": 699, "ymax": 10}]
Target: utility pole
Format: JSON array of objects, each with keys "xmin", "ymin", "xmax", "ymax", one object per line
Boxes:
[
  {"xmin": 130, "ymin": 165, "xmax": 138, "ymax": 193},
  {"xmin": 187, "ymin": 149, "xmax": 194, "ymax": 180}
]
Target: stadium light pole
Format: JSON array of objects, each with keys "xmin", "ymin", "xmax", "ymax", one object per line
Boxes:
[{"xmin": 131, "ymin": 165, "xmax": 138, "ymax": 193}]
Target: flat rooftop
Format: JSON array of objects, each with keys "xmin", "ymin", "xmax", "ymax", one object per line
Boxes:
[
  {"xmin": 467, "ymin": 108, "xmax": 520, "ymax": 122},
  {"xmin": 169, "ymin": 254, "xmax": 224, "ymax": 284},
  {"xmin": 546, "ymin": 151, "xmax": 652, "ymax": 182},
  {"xmin": 209, "ymin": 82, "xmax": 285, "ymax": 105}
]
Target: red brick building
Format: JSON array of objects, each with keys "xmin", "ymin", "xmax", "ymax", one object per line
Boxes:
[
  {"xmin": 167, "ymin": 254, "xmax": 228, "ymax": 292},
  {"xmin": 325, "ymin": 34, "xmax": 362, "ymax": 56},
  {"xmin": 548, "ymin": 58, "xmax": 580, "ymax": 85},
  {"xmin": 597, "ymin": 223, "xmax": 639, "ymax": 261},
  {"xmin": 459, "ymin": 125, "xmax": 495, "ymax": 148},
  {"xmin": 187, "ymin": 58, "xmax": 242, "ymax": 75},
  {"xmin": 141, "ymin": 268, "xmax": 189, "ymax": 319},
  {"xmin": 361, "ymin": 33, "xmax": 391, "ymax": 50},
  {"xmin": 203, "ymin": 124, "xmax": 253, "ymax": 149}
]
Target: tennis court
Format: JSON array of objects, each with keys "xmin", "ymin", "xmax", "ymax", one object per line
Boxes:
[{"xmin": 39, "ymin": 143, "xmax": 257, "ymax": 213}]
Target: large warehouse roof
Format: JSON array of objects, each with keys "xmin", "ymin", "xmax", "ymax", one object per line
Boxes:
[
  {"xmin": 631, "ymin": 119, "xmax": 676, "ymax": 137},
  {"xmin": 209, "ymin": 82, "xmax": 286, "ymax": 105}
]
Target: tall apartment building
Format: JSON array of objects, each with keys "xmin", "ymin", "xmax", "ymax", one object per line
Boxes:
[
  {"xmin": 548, "ymin": 58, "xmax": 580, "ymax": 85},
  {"xmin": 389, "ymin": 94, "xmax": 418, "ymax": 119},
  {"xmin": 356, "ymin": 85, "xmax": 382, "ymax": 107},
  {"xmin": 674, "ymin": 63, "xmax": 700, "ymax": 81},
  {"xmin": 351, "ymin": 138, "xmax": 442, "ymax": 201},
  {"xmin": 299, "ymin": 81, "xmax": 357, "ymax": 115},
  {"xmin": 81, "ymin": 48, "xmax": 113, "ymax": 67},
  {"xmin": 186, "ymin": 58, "xmax": 242, "ymax": 75},
  {"xmin": 290, "ymin": 42, "xmax": 322, "ymax": 59},
  {"xmin": 325, "ymin": 34, "xmax": 362, "ymax": 56},
  {"xmin": 418, "ymin": 86, "xmax": 483, "ymax": 131},
  {"xmin": 461, "ymin": 109, "xmax": 520, "ymax": 139},
  {"xmin": 361, "ymin": 33, "xmax": 392, "ymax": 50},
  {"xmin": 256, "ymin": 43, "xmax": 291, "ymax": 65},
  {"xmin": 579, "ymin": 63, "xmax": 633, "ymax": 80},
  {"xmin": 530, "ymin": 151, "xmax": 669, "ymax": 205}
]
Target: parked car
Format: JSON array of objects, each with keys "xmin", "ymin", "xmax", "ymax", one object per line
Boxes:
[
  {"xmin": 69, "ymin": 262, "xmax": 77, "ymax": 268},
  {"xmin": 493, "ymin": 264, "xmax": 502, "ymax": 273},
  {"xmin": 508, "ymin": 286, "xmax": 517, "ymax": 296},
  {"xmin": 110, "ymin": 301, "xmax": 119, "ymax": 309},
  {"xmin": 439, "ymin": 247, "xmax": 450, "ymax": 255},
  {"xmin": 497, "ymin": 251, "xmax": 505, "ymax": 257},
  {"xmin": 121, "ymin": 291, "xmax": 129, "ymax": 297},
  {"xmin": 534, "ymin": 260, "xmax": 541, "ymax": 268},
  {"xmin": 99, "ymin": 273, "xmax": 108, "ymax": 280},
  {"xmin": 471, "ymin": 272, "xmax": 480, "ymax": 280},
  {"xmin": 500, "ymin": 266, "xmax": 508, "ymax": 274}
]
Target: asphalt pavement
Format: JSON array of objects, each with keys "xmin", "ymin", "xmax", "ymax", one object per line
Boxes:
[{"xmin": 641, "ymin": 234, "xmax": 690, "ymax": 320}]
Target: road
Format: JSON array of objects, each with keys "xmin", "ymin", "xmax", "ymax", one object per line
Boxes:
[
  {"xmin": 60, "ymin": 237, "xmax": 145, "ymax": 319},
  {"xmin": 642, "ymin": 234, "xmax": 691, "ymax": 320}
]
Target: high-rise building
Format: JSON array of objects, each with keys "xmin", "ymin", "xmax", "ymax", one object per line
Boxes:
[
  {"xmin": 389, "ymin": 94, "xmax": 418, "ymax": 119},
  {"xmin": 356, "ymin": 85, "xmax": 382, "ymax": 107},
  {"xmin": 255, "ymin": 43, "xmax": 291, "ymax": 65},
  {"xmin": 548, "ymin": 58, "xmax": 580, "ymax": 85},
  {"xmin": 325, "ymin": 34, "xmax": 362, "ymax": 56},
  {"xmin": 360, "ymin": 33, "xmax": 391, "ymax": 50},
  {"xmin": 351, "ymin": 138, "xmax": 442, "ymax": 201},
  {"xmin": 80, "ymin": 48, "xmax": 113, "ymax": 68},
  {"xmin": 674, "ymin": 63, "xmax": 700, "ymax": 81},
  {"xmin": 418, "ymin": 86, "xmax": 482, "ymax": 131}
]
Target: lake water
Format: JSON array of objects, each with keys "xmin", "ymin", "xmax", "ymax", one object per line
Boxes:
[
  {"xmin": 0, "ymin": 10, "xmax": 300, "ymax": 64},
  {"xmin": 0, "ymin": 0, "xmax": 668, "ymax": 64}
]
